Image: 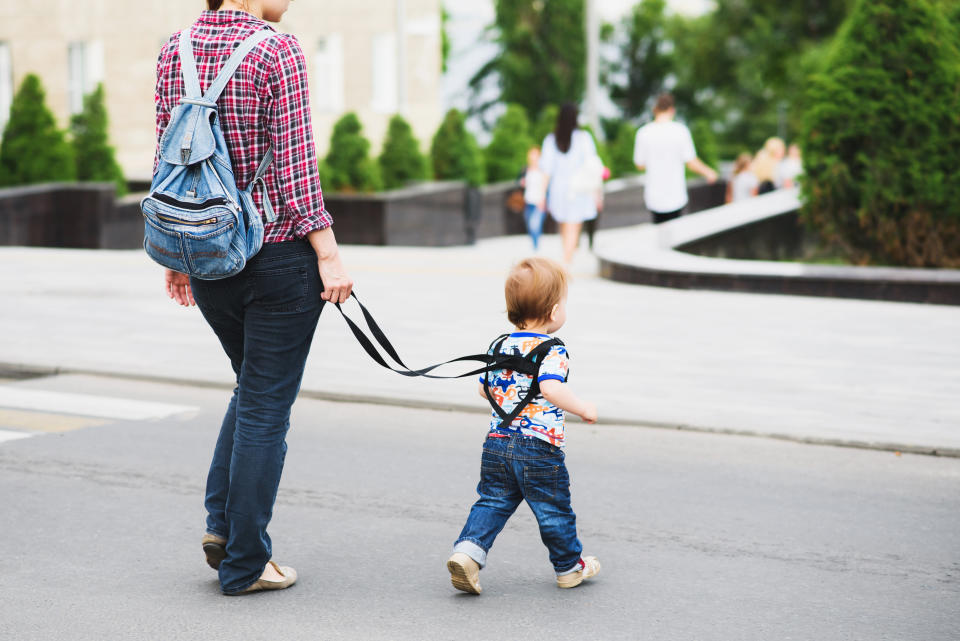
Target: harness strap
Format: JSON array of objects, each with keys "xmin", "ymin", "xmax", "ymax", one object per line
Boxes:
[{"xmin": 484, "ymin": 337, "xmax": 565, "ymax": 430}]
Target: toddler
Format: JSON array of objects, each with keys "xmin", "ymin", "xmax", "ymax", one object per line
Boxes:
[{"xmin": 446, "ymin": 257, "xmax": 600, "ymax": 594}]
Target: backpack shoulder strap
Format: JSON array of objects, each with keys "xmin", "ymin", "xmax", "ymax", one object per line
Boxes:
[
  {"xmin": 177, "ymin": 29, "xmax": 202, "ymax": 100},
  {"xmin": 203, "ymin": 29, "xmax": 277, "ymax": 103}
]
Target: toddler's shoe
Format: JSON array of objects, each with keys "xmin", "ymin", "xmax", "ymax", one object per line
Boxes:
[
  {"xmin": 447, "ymin": 552, "xmax": 482, "ymax": 594},
  {"xmin": 201, "ymin": 533, "xmax": 227, "ymax": 570},
  {"xmin": 556, "ymin": 556, "xmax": 601, "ymax": 589}
]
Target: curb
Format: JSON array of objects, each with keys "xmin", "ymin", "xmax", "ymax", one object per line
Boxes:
[{"xmin": 2, "ymin": 360, "xmax": 957, "ymax": 459}]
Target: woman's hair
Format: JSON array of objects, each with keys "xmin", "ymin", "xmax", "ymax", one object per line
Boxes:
[
  {"xmin": 505, "ymin": 257, "xmax": 569, "ymax": 329},
  {"xmin": 733, "ymin": 152, "xmax": 752, "ymax": 175},
  {"xmin": 752, "ymin": 149, "xmax": 777, "ymax": 182},
  {"xmin": 207, "ymin": 0, "xmax": 224, "ymax": 9},
  {"xmin": 554, "ymin": 103, "xmax": 579, "ymax": 154}
]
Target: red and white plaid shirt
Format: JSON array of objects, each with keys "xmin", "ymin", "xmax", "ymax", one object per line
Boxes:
[{"xmin": 154, "ymin": 10, "xmax": 332, "ymax": 242}]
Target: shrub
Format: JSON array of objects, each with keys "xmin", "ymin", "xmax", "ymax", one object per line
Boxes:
[
  {"xmin": 71, "ymin": 84, "xmax": 126, "ymax": 195},
  {"xmin": 484, "ymin": 104, "xmax": 533, "ymax": 183},
  {"xmin": 430, "ymin": 109, "xmax": 484, "ymax": 186},
  {"xmin": 531, "ymin": 105, "xmax": 559, "ymax": 146},
  {"xmin": 378, "ymin": 114, "xmax": 428, "ymax": 190},
  {"xmin": 0, "ymin": 74, "xmax": 75, "ymax": 186},
  {"xmin": 323, "ymin": 112, "xmax": 381, "ymax": 193},
  {"xmin": 608, "ymin": 121, "xmax": 639, "ymax": 178},
  {"xmin": 800, "ymin": 0, "xmax": 960, "ymax": 267}
]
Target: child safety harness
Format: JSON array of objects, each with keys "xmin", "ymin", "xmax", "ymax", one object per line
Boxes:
[
  {"xmin": 141, "ymin": 29, "xmax": 278, "ymax": 280},
  {"xmin": 333, "ymin": 294, "xmax": 566, "ymax": 429}
]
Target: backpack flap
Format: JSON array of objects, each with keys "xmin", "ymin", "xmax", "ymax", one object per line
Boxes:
[{"xmin": 159, "ymin": 102, "xmax": 217, "ymax": 166}]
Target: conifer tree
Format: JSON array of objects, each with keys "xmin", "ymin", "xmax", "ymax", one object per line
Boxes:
[
  {"xmin": 71, "ymin": 84, "xmax": 126, "ymax": 195},
  {"xmin": 0, "ymin": 74, "xmax": 75, "ymax": 186},
  {"xmin": 323, "ymin": 112, "xmax": 381, "ymax": 193},
  {"xmin": 801, "ymin": 0, "xmax": 960, "ymax": 266},
  {"xmin": 483, "ymin": 104, "xmax": 533, "ymax": 183},
  {"xmin": 378, "ymin": 114, "xmax": 428, "ymax": 190},
  {"xmin": 430, "ymin": 109, "xmax": 485, "ymax": 186}
]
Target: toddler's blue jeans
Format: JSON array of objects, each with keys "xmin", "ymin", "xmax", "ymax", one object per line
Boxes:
[
  {"xmin": 190, "ymin": 239, "xmax": 323, "ymax": 594},
  {"xmin": 454, "ymin": 432, "xmax": 583, "ymax": 575}
]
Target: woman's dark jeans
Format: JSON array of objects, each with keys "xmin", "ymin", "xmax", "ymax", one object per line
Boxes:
[{"xmin": 190, "ymin": 239, "xmax": 323, "ymax": 594}]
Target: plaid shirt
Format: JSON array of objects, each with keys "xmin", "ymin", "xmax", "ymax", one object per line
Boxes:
[{"xmin": 154, "ymin": 10, "xmax": 332, "ymax": 242}]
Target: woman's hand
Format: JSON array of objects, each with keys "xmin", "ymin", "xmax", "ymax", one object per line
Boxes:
[
  {"xmin": 164, "ymin": 269, "xmax": 195, "ymax": 307},
  {"xmin": 317, "ymin": 252, "xmax": 353, "ymax": 304},
  {"xmin": 307, "ymin": 227, "xmax": 353, "ymax": 304}
]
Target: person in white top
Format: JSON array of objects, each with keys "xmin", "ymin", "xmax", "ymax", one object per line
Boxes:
[
  {"xmin": 633, "ymin": 93, "xmax": 718, "ymax": 224},
  {"xmin": 778, "ymin": 143, "xmax": 803, "ymax": 189},
  {"xmin": 726, "ymin": 152, "xmax": 759, "ymax": 203},
  {"xmin": 540, "ymin": 103, "xmax": 601, "ymax": 264}
]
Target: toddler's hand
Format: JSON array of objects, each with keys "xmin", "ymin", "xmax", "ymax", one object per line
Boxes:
[{"xmin": 579, "ymin": 402, "xmax": 598, "ymax": 424}]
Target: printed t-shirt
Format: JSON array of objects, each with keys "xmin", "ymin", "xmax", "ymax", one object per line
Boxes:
[{"xmin": 481, "ymin": 332, "xmax": 569, "ymax": 447}]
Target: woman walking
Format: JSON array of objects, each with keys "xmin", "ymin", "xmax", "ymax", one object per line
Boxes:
[
  {"xmin": 539, "ymin": 103, "xmax": 600, "ymax": 265},
  {"xmin": 156, "ymin": 0, "xmax": 352, "ymax": 595}
]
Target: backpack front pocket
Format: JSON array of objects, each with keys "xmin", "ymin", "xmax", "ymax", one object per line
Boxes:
[{"xmin": 181, "ymin": 214, "xmax": 243, "ymax": 279}]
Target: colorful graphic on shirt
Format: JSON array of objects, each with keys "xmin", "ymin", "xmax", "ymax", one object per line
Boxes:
[{"xmin": 481, "ymin": 332, "xmax": 569, "ymax": 447}]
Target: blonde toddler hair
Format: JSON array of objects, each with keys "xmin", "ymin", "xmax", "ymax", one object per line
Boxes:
[{"xmin": 505, "ymin": 257, "xmax": 569, "ymax": 329}]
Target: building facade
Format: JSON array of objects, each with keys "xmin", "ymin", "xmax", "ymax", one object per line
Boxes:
[{"xmin": 0, "ymin": 0, "xmax": 443, "ymax": 180}]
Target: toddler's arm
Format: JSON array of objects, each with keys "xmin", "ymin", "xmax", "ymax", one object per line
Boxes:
[{"xmin": 539, "ymin": 380, "xmax": 597, "ymax": 423}]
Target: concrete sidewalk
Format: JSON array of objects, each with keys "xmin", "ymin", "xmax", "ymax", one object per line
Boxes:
[{"xmin": 1, "ymin": 230, "xmax": 958, "ymax": 455}]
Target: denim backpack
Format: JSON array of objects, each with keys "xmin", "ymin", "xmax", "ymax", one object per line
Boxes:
[{"xmin": 142, "ymin": 28, "xmax": 277, "ymax": 280}]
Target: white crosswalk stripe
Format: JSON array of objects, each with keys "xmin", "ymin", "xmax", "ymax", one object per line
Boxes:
[
  {"xmin": 0, "ymin": 429, "xmax": 33, "ymax": 444},
  {"xmin": 0, "ymin": 386, "xmax": 196, "ymax": 421}
]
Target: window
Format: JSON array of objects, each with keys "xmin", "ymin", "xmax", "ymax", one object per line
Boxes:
[
  {"xmin": 0, "ymin": 43, "xmax": 12, "ymax": 136},
  {"xmin": 314, "ymin": 35, "xmax": 344, "ymax": 113},
  {"xmin": 67, "ymin": 41, "xmax": 104, "ymax": 114},
  {"xmin": 371, "ymin": 33, "xmax": 397, "ymax": 114}
]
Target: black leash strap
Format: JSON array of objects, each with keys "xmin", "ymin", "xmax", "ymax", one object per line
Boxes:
[{"xmin": 331, "ymin": 292, "xmax": 538, "ymax": 380}]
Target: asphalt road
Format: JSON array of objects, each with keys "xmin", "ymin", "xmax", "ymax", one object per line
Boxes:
[{"xmin": 1, "ymin": 374, "xmax": 958, "ymax": 641}]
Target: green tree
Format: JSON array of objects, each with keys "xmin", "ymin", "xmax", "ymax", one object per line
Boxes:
[
  {"xmin": 603, "ymin": 0, "xmax": 673, "ymax": 120},
  {"xmin": 608, "ymin": 121, "xmax": 638, "ymax": 178},
  {"xmin": 483, "ymin": 104, "xmax": 533, "ymax": 183},
  {"xmin": 323, "ymin": 112, "xmax": 381, "ymax": 193},
  {"xmin": 441, "ymin": 5, "xmax": 451, "ymax": 74},
  {"xmin": 378, "ymin": 114, "xmax": 428, "ymax": 190},
  {"xmin": 0, "ymin": 74, "xmax": 75, "ymax": 186},
  {"xmin": 470, "ymin": 0, "xmax": 585, "ymax": 124},
  {"xmin": 430, "ymin": 109, "xmax": 485, "ymax": 186},
  {"xmin": 670, "ymin": 0, "xmax": 853, "ymax": 155},
  {"xmin": 531, "ymin": 104, "xmax": 559, "ymax": 147},
  {"xmin": 800, "ymin": 0, "xmax": 960, "ymax": 267},
  {"xmin": 70, "ymin": 84, "xmax": 126, "ymax": 195}
]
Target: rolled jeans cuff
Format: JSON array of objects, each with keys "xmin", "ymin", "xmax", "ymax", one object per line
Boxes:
[{"xmin": 453, "ymin": 539, "xmax": 487, "ymax": 569}]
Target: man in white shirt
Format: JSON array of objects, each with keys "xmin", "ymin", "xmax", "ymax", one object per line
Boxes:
[{"xmin": 633, "ymin": 93, "xmax": 718, "ymax": 224}]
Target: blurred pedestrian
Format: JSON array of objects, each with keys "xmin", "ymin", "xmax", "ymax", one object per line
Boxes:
[
  {"xmin": 633, "ymin": 93, "xmax": 718, "ymax": 224},
  {"xmin": 520, "ymin": 146, "xmax": 547, "ymax": 250},
  {"xmin": 540, "ymin": 103, "xmax": 600, "ymax": 264},
  {"xmin": 726, "ymin": 152, "xmax": 758, "ymax": 203},
  {"xmin": 778, "ymin": 143, "xmax": 803, "ymax": 189},
  {"xmin": 754, "ymin": 137, "xmax": 785, "ymax": 194}
]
